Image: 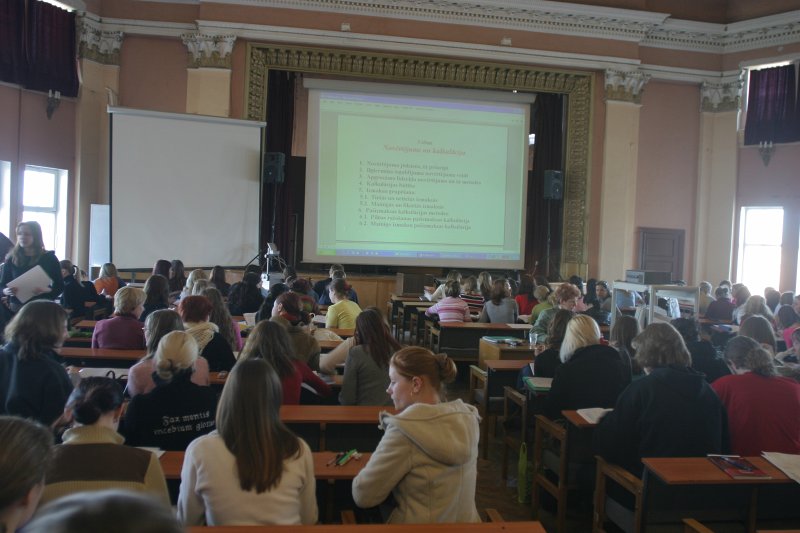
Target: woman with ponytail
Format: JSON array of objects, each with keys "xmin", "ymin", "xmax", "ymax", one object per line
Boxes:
[
  {"xmin": 712, "ymin": 336, "xmax": 800, "ymax": 455},
  {"xmin": 352, "ymin": 347, "xmax": 480, "ymax": 523},
  {"xmin": 42, "ymin": 377, "xmax": 169, "ymax": 506},
  {"xmin": 59, "ymin": 260, "xmax": 103, "ymax": 321}
]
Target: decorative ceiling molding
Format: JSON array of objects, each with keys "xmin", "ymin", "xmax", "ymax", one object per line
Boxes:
[
  {"xmin": 604, "ymin": 68, "xmax": 650, "ymax": 103},
  {"xmin": 181, "ymin": 33, "xmax": 237, "ymax": 67},
  {"xmin": 77, "ymin": 14, "xmax": 124, "ymax": 65},
  {"xmin": 700, "ymin": 72, "xmax": 744, "ymax": 113},
  {"xmin": 131, "ymin": 0, "xmax": 800, "ymax": 54}
]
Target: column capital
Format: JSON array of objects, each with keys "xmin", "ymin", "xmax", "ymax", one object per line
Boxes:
[
  {"xmin": 700, "ymin": 72, "xmax": 744, "ymax": 113},
  {"xmin": 181, "ymin": 34, "xmax": 236, "ymax": 68},
  {"xmin": 77, "ymin": 15, "xmax": 123, "ymax": 65},
  {"xmin": 604, "ymin": 69, "xmax": 650, "ymax": 104}
]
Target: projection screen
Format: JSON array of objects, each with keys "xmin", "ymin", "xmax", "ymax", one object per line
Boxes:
[
  {"xmin": 109, "ymin": 107, "xmax": 264, "ymax": 269},
  {"xmin": 303, "ymin": 79, "xmax": 534, "ymax": 270}
]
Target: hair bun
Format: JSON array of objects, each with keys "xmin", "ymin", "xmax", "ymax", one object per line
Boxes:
[{"xmin": 435, "ymin": 353, "xmax": 458, "ymax": 384}]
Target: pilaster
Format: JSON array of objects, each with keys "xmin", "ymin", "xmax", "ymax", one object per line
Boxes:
[{"xmin": 182, "ymin": 34, "xmax": 236, "ymax": 117}]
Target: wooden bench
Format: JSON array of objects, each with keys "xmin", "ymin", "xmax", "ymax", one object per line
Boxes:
[
  {"xmin": 280, "ymin": 405, "xmax": 394, "ymax": 452},
  {"xmin": 188, "ymin": 522, "xmax": 546, "ymax": 532},
  {"xmin": 429, "ymin": 322, "xmax": 531, "ymax": 361}
]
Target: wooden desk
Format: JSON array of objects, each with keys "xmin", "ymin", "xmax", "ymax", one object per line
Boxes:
[
  {"xmin": 641, "ymin": 457, "xmax": 795, "ymax": 532},
  {"xmin": 396, "ymin": 301, "xmax": 434, "ymax": 342},
  {"xmin": 326, "ymin": 328, "xmax": 354, "ymax": 338},
  {"xmin": 59, "ymin": 347, "xmax": 145, "ymax": 363},
  {"xmin": 319, "ymin": 339, "xmax": 343, "ymax": 352},
  {"xmin": 478, "ymin": 339, "xmax": 535, "ymax": 369},
  {"xmin": 188, "ymin": 523, "xmax": 547, "ymax": 532},
  {"xmin": 280, "ymin": 405, "xmax": 394, "ymax": 451},
  {"xmin": 561, "ymin": 410, "xmax": 597, "ymax": 429},
  {"xmin": 160, "ymin": 451, "xmax": 371, "ymax": 480},
  {"xmin": 75, "ymin": 320, "xmax": 98, "ymax": 329},
  {"xmin": 430, "ymin": 323, "xmax": 531, "ymax": 361}
]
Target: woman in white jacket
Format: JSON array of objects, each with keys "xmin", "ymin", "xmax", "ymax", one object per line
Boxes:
[{"xmin": 352, "ymin": 346, "xmax": 480, "ymax": 523}]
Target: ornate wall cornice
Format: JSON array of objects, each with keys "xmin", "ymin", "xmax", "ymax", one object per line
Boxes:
[
  {"xmin": 700, "ymin": 73, "xmax": 743, "ymax": 113},
  {"xmin": 604, "ymin": 69, "xmax": 649, "ymax": 103},
  {"xmin": 181, "ymin": 34, "xmax": 237, "ymax": 68},
  {"xmin": 246, "ymin": 43, "xmax": 594, "ymax": 267},
  {"xmin": 77, "ymin": 15, "xmax": 124, "ymax": 65}
]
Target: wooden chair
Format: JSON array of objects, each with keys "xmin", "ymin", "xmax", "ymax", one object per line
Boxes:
[
  {"xmin": 469, "ymin": 365, "xmax": 520, "ymax": 459},
  {"xmin": 592, "ymin": 455, "xmax": 644, "ymax": 533},
  {"xmin": 683, "ymin": 519, "xmax": 715, "ymax": 533},
  {"xmin": 501, "ymin": 385, "xmax": 530, "ymax": 481}
]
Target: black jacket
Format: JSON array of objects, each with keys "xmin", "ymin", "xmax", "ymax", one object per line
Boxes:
[
  {"xmin": 61, "ymin": 275, "xmax": 104, "ymax": 320},
  {"xmin": 0, "ymin": 342, "xmax": 73, "ymax": 425},
  {"xmin": 200, "ymin": 333, "xmax": 236, "ymax": 372},
  {"xmin": 544, "ymin": 344, "xmax": 630, "ymax": 420},
  {"xmin": 0, "ymin": 250, "xmax": 64, "ymax": 303},
  {"xmin": 593, "ymin": 366, "xmax": 730, "ymax": 476},
  {"xmin": 687, "ymin": 340, "xmax": 731, "ymax": 383},
  {"xmin": 120, "ymin": 372, "xmax": 217, "ymax": 451}
]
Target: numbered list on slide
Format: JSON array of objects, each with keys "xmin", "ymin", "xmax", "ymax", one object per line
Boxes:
[{"xmin": 336, "ymin": 116, "xmax": 508, "ymax": 247}]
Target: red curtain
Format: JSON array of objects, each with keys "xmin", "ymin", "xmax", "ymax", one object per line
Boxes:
[
  {"xmin": 744, "ymin": 64, "xmax": 799, "ymax": 145},
  {"xmin": 0, "ymin": 0, "xmax": 78, "ymax": 97}
]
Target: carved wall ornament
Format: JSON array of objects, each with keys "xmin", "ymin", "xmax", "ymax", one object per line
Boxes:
[
  {"xmin": 77, "ymin": 15, "xmax": 123, "ymax": 65},
  {"xmin": 182, "ymin": 34, "xmax": 237, "ymax": 68},
  {"xmin": 604, "ymin": 69, "xmax": 650, "ymax": 103},
  {"xmin": 700, "ymin": 74, "xmax": 744, "ymax": 113},
  {"xmin": 246, "ymin": 43, "xmax": 594, "ymax": 267}
]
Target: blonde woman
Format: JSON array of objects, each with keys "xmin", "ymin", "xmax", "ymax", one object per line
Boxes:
[
  {"xmin": 544, "ymin": 315, "xmax": 629, "ymax": 420},
  {"xmin": 180, "ymin": 269, "xmax": 208, "ymax": 300},
  {"xmin": 93, "ymin": 262, "xmax": 126, "ymax": 298}
]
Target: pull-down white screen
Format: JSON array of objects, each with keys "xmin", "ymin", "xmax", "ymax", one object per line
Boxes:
[
  {"xmin": 109, "ymin": 107, "xmax": 264, "ymax": 269},
  {"xmin": 303, "ymin": 79, "xmax": 532, "ymax": 269}
]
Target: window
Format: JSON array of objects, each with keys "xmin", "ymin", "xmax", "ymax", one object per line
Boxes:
[
  {"xmin": 737, "ymin": 206, "xmax": 783, "ymax": 296},
  {"xmin": 22, "ymin": 165, "xmax": 68, "ymax": 258}
]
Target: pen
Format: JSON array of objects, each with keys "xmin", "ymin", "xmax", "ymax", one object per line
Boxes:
[
  {"xmin": 337, "ymin": 448, "xmax": 358, "ymax": 466},
  {"xmin": 327, "ymin": 452, "xmax": 344, "ymax": 466}
]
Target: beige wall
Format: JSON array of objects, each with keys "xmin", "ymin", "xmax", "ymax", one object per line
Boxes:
[
  {"xmin": 634, "ymin": 81, "xmax": 701, "ymax": 282},
  {"xmin": 119, "ymin": 36, "xmax": 187, "ymax": 113}
]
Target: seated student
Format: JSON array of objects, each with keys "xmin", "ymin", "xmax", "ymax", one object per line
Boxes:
[
  {"xmin": 609, "ymin": 315, "xmax": 641, "ymax": 378},
  {"xmin": 228, "ymin": 272, "xmax": 264, "ymax": 316},
  {"xmin": 528, "ymin": 285, "xmax": 553, "ymax": 322},
  {"xmin": 429, "ymin": 270, "xmax": 462, "ymax": 302},
  {"xmin": 178, "ymin": 269, "xmax": 208, "ymax": 301},
  {"xmin": 593, "ymin": 323, "xmax": 730, "ymax": 476},
  {"xmin": 340, "ymin": 309, "xmax": 402, "ymax": 406},
  {"xmin": 671, "ymin": 318, "xmax": 730, "ymax": 383},
  {"xmin": 319, "ymin": 269, "xmax": 359, "ymax": 306},
  {"xmin": 43, "ymin": 377, "xmax": 170, "ymax": 506},
  {"xmin": 732, "ymin": 285, "xmax": 752, "ymax": 324},
  {"xmin": 178, "ymin": 295, "xmax": 236, "ymax": 372},
  {"xmin": 289, "ymin": 277, "xmax": 319, "ymax": 314},
  {"xmin": 712, "ymin": 336, "xmax": 800, "ymax": 456},
  {"xmin": 698, "ymin": 281, "xmax": 715, "ymax": 315},
  {"xmin": 705, "ymin": 286, "xmax": 736, "ymax": 321},
  {"xmin": 531, "ymin": 283, "xmax": 581, "ymax": 343},
  {"xmin": 0, "ymin": 302, "xmax": 73, "ymax": 425},
  {"xmin": 60, "ymin": 260, "xmax": 103, "ymax": 321},
  {"xmin": 459, "ymin": 276, "xmax": 485, "ymax": 313},
  {"xmin": 201, "ymin": 287, "xmax": 242, "ymax": 352},
  {"xmin": 255, "ymin": 282, "xmax": 289, "ymax": 323},
  {"xmin": 0, "ymin": 416, "xmax": 53, "ymax": 533},
  {"xmin": 477, "ymin": 271, "xmax": 493, "ymax": 301},
  {"xmin": 93, "ymin": 262, "xmax": 126, "ymax": 299},
  {"xmin": 738, "ymin": 314, "xmax": 777, "ymax": 354},
  {"xmin": 121, "ymin": 331, "xmax": 218, "ymax": 451},
  {"xmin": 270, "ymin": 291, "xmax": 321, "ymax": 371},
  {"xmin": 312, "ymin": 263, "xmax": 343, "ymax": 299},
  {"xmin": 352, "ymin": 347, "xmax": 480, "ymax": 523},
  {"xmin": 738, "ymin": 294, "xmax": 775, "ymax": 326},
  {"xmin": 239, "ymin": 320, "xmax": 331, "ymax": 404},
  {"xmin": 425, "ymin": 280, "xmax": 470, "ymax": 323},
  {"xmin": 209, "ymin": 265, "xmax": 231, "ymax": 298},
  {"xmin": 515, "ymin": 274, "xmax": 538, "ymax": 316},
  {"xmin": 168, "ymin": 259, "xmax": 187, "ymax": 294},
  {"xmin": 140, "ymin": 274, "xmax": 170, "ymax": 323},
  {"xmin": 126, "ymin": 310, "xmax": 209, "ymax": 398},
  {"xmin": 777, "ymin": 327, "xmax": 800, "ymax": 365},
  {"xmin": 152, "ymin": 259, "xmax": 171, "ymax": 279},
  {"xmin": 24, "ymin": 490, "xmax": 183, "ymax": 533},
  {"xmin": 91, "ymin": 287, "xmax": 146, "ymax": 349},
  {"xmin": 178, "ymin": 359, "xmax": 317, "ymax": 526},
  {"xmin": 478, "ymin": 279, "xmax": 519, "ymax": 323},
  {"xmin": 776, "ymin": 305, "xmax": 800, "ymax": 350},
  {"xmin": 325, "ymin": 278, "xmax": 362, "ymax": 329},
  {"xmin": 544, "ymin": 315, "xmax": 630, "ymax": 421},
  {"xmin": 516, "ymin": 309, "xmax": 572, "ymax": 390}
]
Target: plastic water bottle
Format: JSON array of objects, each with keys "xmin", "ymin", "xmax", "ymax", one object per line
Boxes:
[{"xmin": 528, "ymin": 328, "xmax": 536, "ymax": 346}]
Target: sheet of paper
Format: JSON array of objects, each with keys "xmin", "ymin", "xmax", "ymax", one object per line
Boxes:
[
  {"xmin": 7, "ymin": 265, "xmax": 53, "ymax": 303},
  {"xmin": 762, "ymin": 452, "xmax": 800, "ymax": 484},
  {"xmin": 577, "ymin": 407, "xmax": 613, "ymax": 424}
]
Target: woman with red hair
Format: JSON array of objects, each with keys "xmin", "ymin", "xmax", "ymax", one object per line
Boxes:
[{"xmin": 178, "ymin": 296, "xmax": 236, "ymax": 372}]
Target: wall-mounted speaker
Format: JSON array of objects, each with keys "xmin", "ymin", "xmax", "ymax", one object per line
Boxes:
[
  {"xmin": 263, "ymin": 152, "xmax": 286, "ymax": 184},
  {"xmin": 543, "ymin": 169, "xmax": 563, "ymax": 200}
]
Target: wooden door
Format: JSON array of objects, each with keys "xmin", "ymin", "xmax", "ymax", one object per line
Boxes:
[{"xmin": 638, "ymin": 228, "xmax": 684, "ymax": 281}]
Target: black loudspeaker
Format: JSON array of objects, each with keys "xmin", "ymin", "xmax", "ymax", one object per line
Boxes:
[
  {"xmin": 543, "ymin": 170, "xmax": 563, "ymax": 200},
  {"xmin": 263, "ymin": 152, "xmax": 286, "ymax": 184}
]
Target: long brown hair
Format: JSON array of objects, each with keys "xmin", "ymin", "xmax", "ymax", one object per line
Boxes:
[
  {"xmin": 202, "ymin": 287, "xmax": 237, "ymax": 351},
  {"xmin": 239, "ymin": 320, "xmax": 296, "ymax": 378},
  {"xmin": 217, "ymin": 359, "xmax": 300, "ymax": 492},
  {"xmin": 7, "ymin": 221, "xmax": 45, "ymax": 266},
  {"xmin": 4, "ymin": 301, "xmax": 67, "ymax": 360},
  {"xmin": 354, "ymin": 308, "xmax": 401, "ymax": 368}
]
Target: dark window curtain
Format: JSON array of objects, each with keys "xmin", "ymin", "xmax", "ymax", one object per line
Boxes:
[
  {"xmin": 744, "ymin": 64, "xmax": 799, "ymax": 145},
  {"xmin": 263, "ymin": 70, "xmax": 296, "ymax": 265},
  {"xmin": 0, "ymin": 0, "xmax": 25, "ymax": 85},
  {"xmin": 0, "ymin": 0, "xmax": 78, "ymax": 96},
  {"xmin": 526, "ymin": 93, "xmax": 564, "ymax": 280}
]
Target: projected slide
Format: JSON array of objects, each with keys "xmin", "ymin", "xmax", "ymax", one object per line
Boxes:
[{"xmin": 305, "ymin": 80, "xmax": 531, "ymax": 269}]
